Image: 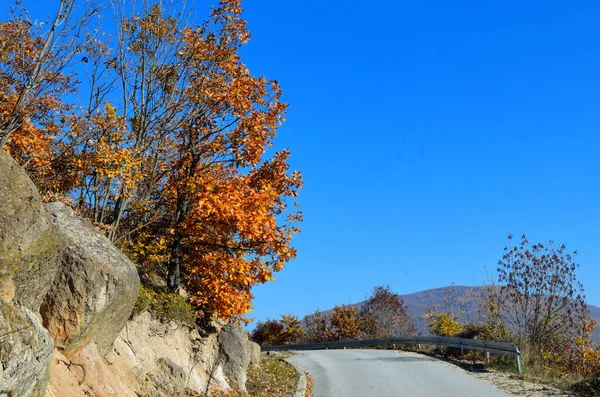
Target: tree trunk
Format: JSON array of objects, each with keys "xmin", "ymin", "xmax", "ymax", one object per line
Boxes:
[
  {"xmin": 167, "ymin": 232, "xmax": 182, "ymax": 293},
  {"xmin": 167, "ymin": 195, "xmax": 190, "ymax": 293}
]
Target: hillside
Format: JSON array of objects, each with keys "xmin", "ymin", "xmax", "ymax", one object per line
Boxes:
[{"xmin": 311, "ymin": 285, "xmax": 600, "ymax": 343}]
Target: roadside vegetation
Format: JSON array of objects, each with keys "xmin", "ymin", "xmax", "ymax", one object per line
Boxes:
[
  {"xmin": 251, "ymin": 285, "xmax": 415, "ymax": 345},
  {"xmin": 0, "ymin": 0, "xmax": 302, "ymax": 326},
  {"xmin": 423, "ymin": 235, "xmax": 600, "ymax": 396},
  {"xmin": 199, "ymin": 354, "xmax": 302, "ymax": 397},
  {"xmin": 254, "ymin": 236, "xmax": 600, "ymax": 396}
]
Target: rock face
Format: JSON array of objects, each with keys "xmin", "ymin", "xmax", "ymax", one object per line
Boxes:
[
  {"xmin": 107, "ymin": 311, "xmax": 230, "ymax": 395},
  {"xmin": 46, "ymin": 311, "xmax": 231, "ymax": 396},
  {"xmin": 0, "ymin": 149, "xmax": 256, "ymax": 397},
  {"xmin": 218, "ymin": 324, "xmax": 251, "ymax": 391},
  {"xmin": 0, "ymin": 302, "xmax": 54, "ymax": 397},
  {"xmin": 40, "ymin": 202, "xmax": 140, "ymax": 357},
  {"xmin": 247, "ymin": 340, "xmax": 261, "ymax": 368},
  {"xmin": 0, "ymin": 149, "xmax": 60, "ymax": 311}
]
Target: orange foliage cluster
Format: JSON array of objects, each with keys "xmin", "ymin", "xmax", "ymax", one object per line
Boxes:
[
  {"xmin": 0, "ymin": 19, "xmax": 74, "ymax": 180},
  {"xmin": 1, "ymin": 1, "xmax": 302, "ymax": 323},
  {"xmin": 252, "ymin": 286, "xmax": 416, "ymax": 345}
]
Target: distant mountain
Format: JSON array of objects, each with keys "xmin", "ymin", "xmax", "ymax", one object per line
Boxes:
[{"xmin": 308, "ymin": 285, "xmax": 600, "ymax": 344}]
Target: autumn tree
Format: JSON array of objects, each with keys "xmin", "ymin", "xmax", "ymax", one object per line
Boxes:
[
  {"xmin": 250, "ymin": 318, "xmax": 284, "ymax": 346},
  {"xmin": 2, "ymin": 0, "xmax": 302, "ymax": 323},
  {"xmin": 251, "ymin": 314, "xmax": 304, "ymax": 345},
  {"xmin": 303, "ymin": 309, "xmax": 331, "ymax": 342},
  {"xmin": 0, "ymin": 0, "xmax": 104, "ymax": 191},
  {"xmin": 359, "ymin": 285, "xmax": 415, "ymax": 338},
  {"xmin": 329, "ymin": 305, "xmax": 361, "ymax": 340},
  {"xmin": 490, "ymin": 234, "xmax": 592, "ymax": 365}
]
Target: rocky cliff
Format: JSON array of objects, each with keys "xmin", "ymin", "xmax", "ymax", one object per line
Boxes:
[{"xmin": 0, "ymin": 149, "xmax": 260, "ymax": 396}]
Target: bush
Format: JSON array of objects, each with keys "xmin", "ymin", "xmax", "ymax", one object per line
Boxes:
[
  {"xmin": 359, "ymin": 285, "xmax": 415, "ymax": 338},
  {"xmin": 251, "ymin": 314, "xmax": 305, "ymax": 345},
  {"xmin": 303, "ymin": 309, "xmax": 331, "ymax": 342},
  {"xmin": 425, "ymin": 309, "xmax": 463, "ymax": 337},
  {"xmin": 133, "ymin": 284, "xmax": 197, "ymax": 325}
]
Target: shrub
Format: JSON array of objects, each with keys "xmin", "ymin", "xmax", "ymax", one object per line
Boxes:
[
  {"xmin": 303, "ymin": 309, "xmax": 331, "ymax": 342},
  {"xmin": 132, "ymin": 284, "xmax": 197, "ymax": 325},
  {"xmin": 493, "ymin": 235, "xmax": 590, "ymax": 364},
  {"xmin": 251, "ymin": 314, "xmax": 305, "ymax": 345},
  {"xmin": 425, "ymin": 309, "xmax": 463, "ymax": 337},
  {"xmin": 359, "ymin": 285, "xmax": 415, "ymax": 338},
  {"xmin": 329, "ymin": 305, "xmax": 360, "ymax": 340}
]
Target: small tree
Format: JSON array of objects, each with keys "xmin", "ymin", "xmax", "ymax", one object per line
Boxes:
[
  {"xmin": 425, "ymin": 309, "xmax": 463, "ymax": 337},
  {"xmin": 279, "ymin": 314, "xmax": 305, "ymax": 344},
  {"xmin": 303, "ymin": 309, "xmax": 331, "ymax": 342},
  {"xmin": 250, "ymin": 318, "xmax": 284, "ymax": 345},
  {"xmin": 250, "ymin": 314, "xmax": 304, "ymax": 345},
  {"xmin": 330, "ymin": 305, "xmax": 360, "ymax": 340},
  {"xmin": 493, "ymin": 234, "xmax": 591, "ymax": 365},
  {"xmin": 359, "ymin": 285, "xmax": 415, "ymax": 338}
]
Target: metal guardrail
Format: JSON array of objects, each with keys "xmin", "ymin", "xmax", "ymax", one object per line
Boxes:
[{"xmin": 262, "ymin": 336, "xmax": 522, "ymax": 373}]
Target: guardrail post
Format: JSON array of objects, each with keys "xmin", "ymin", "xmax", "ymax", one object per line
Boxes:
[
  {"xmin": 486, "ymin": 352, "xmax": 490, "ymax": 363},
  {"xmin": 516, "ymin": 349, "xmax": 522, "ymax": 374},
  {"xmin": 417, "ymin": 344, "xmax": 421, "ymax": 351}
]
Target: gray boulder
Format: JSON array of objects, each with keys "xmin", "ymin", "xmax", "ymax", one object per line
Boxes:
[
  {"xmin": 0, "ymin": 149, "xmax": 60, "ymax": 311},
  {"xmin": 40, "ymin": 202, "xmax": 140, "ymax": 357},
  {"xmin": 247, "ymin": 340, "xmax": 261, "ymax": 368},
  {"xmin": 0, "ymin": 302, "xmax": 54, "ymax": 397},
  {"xmin": 218, "ymin": 324, "xmax": 251, "ymax": 391}
]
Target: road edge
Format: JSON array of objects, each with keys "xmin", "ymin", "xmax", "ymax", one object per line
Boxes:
[{"xmin": 284, "ymin": 355, "xmax": 307, "ymax": 397}]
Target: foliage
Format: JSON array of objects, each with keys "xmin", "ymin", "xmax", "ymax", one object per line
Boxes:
[
  {"xmin": 425, "ymin": 309, "xmax": 463, "ymax": 337},
  {"xmin": 303, "ymin": 309, "xmax": 331, "ymax": 342},
  {"xmin": 250, "ymin": 319, "xmax": 285, "ymax": 346},
  {"xmin": 490, "ymin": 235, "xmax": 592, "ymax": 368},
  {"xmin": 132, "ymin": 284, "xmax": 196, "ymax": 325},
  {"xmin": 359, "ymin": 285, "xmax": 415, "ymax": 338},
  {"xmin": 329, "ymin": 305, "xmax": 361, "ymax": 340},
  {"xmin": 458, "ymin": 321, "xmax": 513, "ymax": 343},
  {"xmin": 567, "ymin": 317, "xmax": 600, "ymax": 377},
  {"xmin": 1, "ymin": 0, "xmax": 302, "ymax": 323},
  {"xmin": 251, "ymin": 314, "xmax": 305, "ymax": 346}
]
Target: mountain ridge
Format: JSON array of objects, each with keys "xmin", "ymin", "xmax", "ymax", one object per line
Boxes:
[{"xmin": 308, "ymin": 285, "xmax": 600, "ymax": 343}]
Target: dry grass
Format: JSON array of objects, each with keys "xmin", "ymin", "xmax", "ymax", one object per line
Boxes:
[
  {"xmin": 199, "ymin": 353, "xmax": 300, "ymax": 397},
  {"xmin": 246, "ymin": 354, "xmax": 300, "ymax": 396}
]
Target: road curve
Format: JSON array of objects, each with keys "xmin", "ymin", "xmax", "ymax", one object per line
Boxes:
[{"xmin": 286, "ymin": 349, "xmax": 509, "ymax": 397}]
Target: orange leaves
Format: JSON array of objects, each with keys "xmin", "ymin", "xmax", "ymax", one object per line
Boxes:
[
  {"xmin": 2, "ymin": 0, "xmax": 302, "ymax": 325},
  {"xmin": 176, "ymin": 160, "xmax": 301, "ymax": 321},
  {"xmin": 330, "ymin": 305, "xmax": 361, "ymax": 340}
]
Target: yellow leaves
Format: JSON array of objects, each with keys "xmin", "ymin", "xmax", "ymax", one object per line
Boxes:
[
  {"xmin": 330, "ymin": 305, "xmax": 361, "ymax": 340},
  {"xmin": 425, "ymin": 309, "xmax": 464, "ymax": 337},
  {"xmin": 3, "ymin": 0, "xmax": 302, "ymax": 326}
]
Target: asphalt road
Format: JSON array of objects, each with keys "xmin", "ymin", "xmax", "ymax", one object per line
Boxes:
[{"xmin": 286, "ymin": 349, "xmax": 510, "ymax": 397}]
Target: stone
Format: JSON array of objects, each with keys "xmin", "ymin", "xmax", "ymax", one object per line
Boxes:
[
  {"xmin": 105, "ymin": 312, "xmax": 230, "ymax": 395},
  {"xmin": 0, "ymin": 149, "xmax": 60, "ymax": 311},
  {"xmin": 218, "ymin": 324, "xmax": 251, "ymax": 391},
  {"xmin": 247, "ymin": 340, "xmax": 261, "ymax": 368},
  {"xmin": 40, "ymin": 202, "xmax": 140, "ymax": 357},
  {"xmin": 46, "ymin": 345, "xmax": 137, "ymax": 397},
  {"xmin": 155, "ymin": 357, "xmax": 186, "ymax": 394},
  {"xmin": 0, "ymin": 302, "xmax": 54, "ymax": 397}
]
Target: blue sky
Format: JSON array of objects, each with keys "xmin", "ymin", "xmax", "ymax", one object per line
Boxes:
[
  {"xmin": 16, "ymin": 1, "xmax": 600, "ymax": 323},
  {"xmin": 238, "ymin": 0, "xmax": 600, "ymax": 323}
]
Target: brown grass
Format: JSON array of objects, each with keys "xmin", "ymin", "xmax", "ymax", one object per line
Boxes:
[{"xmin": 199, "ymin": 353, "xmax": 300, "ymax": 397}]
